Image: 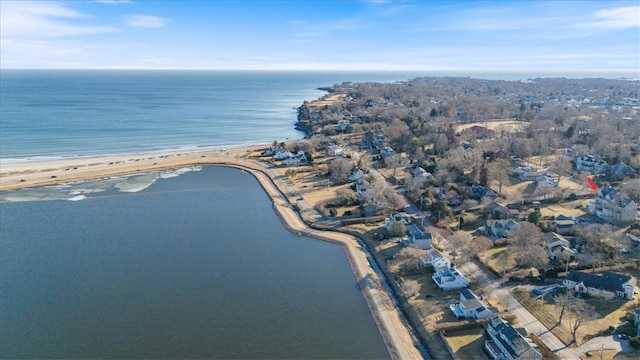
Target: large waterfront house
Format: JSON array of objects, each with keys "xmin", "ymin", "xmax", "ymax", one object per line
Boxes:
[
  {"xmin": 588, "ymin": 187, "xmax": 638, "ymax": 224},
  {"xmin": 450, "ymin": 289, "xmax": 497, "ymax": 320},
  {"xmin": 432, "ymin": 259, "xmax": 469, "ymax": 291},
  {"xmin": 576, "ymin": 155, "xmax": 608, "ymax": 174},
  {"xmin": 485, "ymin": 317, "xmax": 542, "ymax": 360},
  {"xmin": 283, "ymin": 151, "xmax": 308, "ymax": 166},
  {"xmin": 420, "ymin": 248, "xmax": 451, "ymax": 270},
  {"xmin": 563, "ymin": 270, "xmax": 636, "ymax": 300}
]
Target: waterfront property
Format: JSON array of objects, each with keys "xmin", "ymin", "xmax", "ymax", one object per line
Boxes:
[
  {"xmin": 484, "ymin": 317, "xmax": 542, "ymax": 360},
  {"xmin": 450, "ymin": 289, "xmax": 497, "ymax": 320},
  {"xmin": 432, "ymin": 266, "xmax": 469, "ymax": 291}
]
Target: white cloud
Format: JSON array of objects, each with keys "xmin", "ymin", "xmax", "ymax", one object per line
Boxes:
[
  {"xmin": 0, "ymin": 1, "xmax": 117, "ymax": 38},
  {"xmin": 125, "ymin": 14, "xmax": 170, "ymax": 28},
  {"xmin": 575, "ymin": 5, "xmax": 640, "ymax": 30}
]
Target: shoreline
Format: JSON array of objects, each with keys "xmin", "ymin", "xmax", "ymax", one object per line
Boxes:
[{"xmin": 0, "ymin": 146, "xmax": 423, "ymax": 359}]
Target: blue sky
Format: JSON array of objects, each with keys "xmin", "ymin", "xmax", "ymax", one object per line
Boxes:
[{"xmin": 1, "ymin": 0, "xmax": 638, "ymax": 74}]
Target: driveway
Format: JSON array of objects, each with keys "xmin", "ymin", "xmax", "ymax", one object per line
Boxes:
[{"xmin": 558, "ymin": 333, "xmax": 635, "ymax": 359}]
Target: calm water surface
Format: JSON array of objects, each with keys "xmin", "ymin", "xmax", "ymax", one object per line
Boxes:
[{"xmin": 0, "ymin": 167, "xmax": 388, "ymax": 359}]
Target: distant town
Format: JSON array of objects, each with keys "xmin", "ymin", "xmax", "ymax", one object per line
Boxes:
[{"xmin": 254, "ymin": 76, "xmax": 640, "ymax": 359}]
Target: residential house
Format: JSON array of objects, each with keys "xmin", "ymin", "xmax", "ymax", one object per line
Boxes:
[
  {"xmin": 468, "ymin": 185, "xmax": 498, "ymax": 201},
  {"xmin": 273, "ymin": 150, "xmax": 293, "ymax": 160},
  {"xmin": 283, "ymin": 151, "xmax": 308, "ymax": 166},
  {"xmin": 347, "ymin": 169, "xmax": 364, "ymax": 183},
  {"xmin": 406, "ymin": 224, "xmax": 432, "ymax": 249},
  {"xmin": 355, "ymin": 182, "xmax": 387, "ymax": 210},
  {"xmin": 433, "ymin": 266, "xmax": 469, "ymax": 290},
  {"xmin": 563, "ymin": 270, "xmax": 636, "ymax": 300},
  {"xmin": 265, "ymin": 145, "xmax": 284, "ymax": 156},
  {"xmin": 609, "ymin": 163, "xmax": 637, "ymax": 180},
  {"xmin": 373, "ymin": 134, "xmax": 386, "ymax": 148},
  {"xmin": 420, "ymin": 248, "xmax": 451, "ymax": 270},
  {"xmin": 412, "ymin": 166, "xmax": 433, "ymax": 180},
  {"xmin": 535, "ymin": 175, "xmax": 558, "ymax": 188},
  {"xmin": 543, "ymin": 232, "xmax": 576, "ymax": 261},
  {"xmin": 336, "ymin": 119, "xmax": 351, "ymax": 131},
  {"xmin": 576, "ymin": 155, "xmax": 608, "ymax": 174},
  {"xmin": 513, "ymin": 167, "xmax": 546, "ymax": 181},
  {"xmin": 486, "ymin": 219, "xmax": 519, "ymax": 238},
  {"xmin": 551, "ymin": 215, "xmax": 576, "ymax": 235},
  {"xmin": 380, "ymin": 146, "xmax": 395, "ymax": 158},
  {"xmin": 326, "ymin": 144, "xmax": 343, "ymax": 157},
  {"xmin": 485, "ymin": 317, "xmax": 542, "ymax": 360},
  {"xmin": 588, "ymin": 187, "xmax": 638, "ymax": 224},
  {"xmin": 484, "ymin": 200, "xmax": 510, "ymax": 219},
  {"xmin": 450, "ymin": 289, "xmax": 497, "ymax": 320}
]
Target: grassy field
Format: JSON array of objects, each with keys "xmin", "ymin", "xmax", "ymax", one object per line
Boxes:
[
  {"xmin": 478, "ymin": 247, "xmax": 517, "ymax": 277},
  {"xmin": 444, "ymin": 328, "xmax": 489, "ymax": 360},
  {"xmin": 511, "ymin": 287, "xmax": 637, "ymax": 346},
  {"xmin": 455, "ymin": 120, "xmax": 527, "ymax": 133}
]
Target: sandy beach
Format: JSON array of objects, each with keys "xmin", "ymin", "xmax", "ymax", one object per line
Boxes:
[{"xmin": 0, "ymin": 145, "xmax": 424, "ymax": 360}]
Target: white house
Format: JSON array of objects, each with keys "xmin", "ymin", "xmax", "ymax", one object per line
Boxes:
[
  {"xmin": 543, "ymin": 232, "xmax": 576, "ymax": 261},
  {"xmin": 380, "ymin": 146, "xmax": 395, "ymax": 157},
  {"xmin": 432, "ymin": 262, "xmax": 469, "ymax": 291},
  {"xmin": 326, "ymin": 144, "xmax": 343, "ymax": 157},
  {"xmin": 576, "ymin": 155, "xmax": 608, "ymax": 174},
  {"xmin": 513, "ymin": 167, "xmax": 546, "ymax": 180},
  {"xmin": 563, "ymin": 270, "xmax": 636, "ymax": 300},
  {"xmin": 412, "ymin": 166, "xmax": 432, "ymax": 180},
  {"xmin": 347, "ymin": 169, "xmax": 364, "ymax": 183},
  {"xmin": 588, "ymin": 187, "xmax": 638, "ymax": 224},
  {"xmin": 486, "ymin": 219, "xmax": 519, "ymax": 238},
  {"xmin": 283, "ymin": 151, "xmax": 308, "ymax": 166},
  {"xmin": 273, "ymin": 150, "xmax": 293, "ymax": 160},
  {"xmin": 485, "ymin": 317, "xmax": 542, "ymax": 360},
  {"xmin": 420, "ymin": 248, "xmax": 450, "ymax": 270},
  {"xmin": 450, "ymin": 289, "xmax": 497, "ymax": 320}
]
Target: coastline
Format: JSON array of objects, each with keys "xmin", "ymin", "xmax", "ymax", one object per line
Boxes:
[{"xmin": 0, "ymin": 145, "xmax": 423, "ymax": 360}]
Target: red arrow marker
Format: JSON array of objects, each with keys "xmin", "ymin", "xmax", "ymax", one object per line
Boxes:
[{"xmin": 587, "ymin": 177, "xmax": 597, "ymax": 192}]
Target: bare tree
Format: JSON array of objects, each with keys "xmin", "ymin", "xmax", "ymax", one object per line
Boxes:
[
  {"xmin": 401, "ymin": 279, "xmax": 421, "ymax": 299},
  {"xmin": 511, "ymin": 222, "xmax": 550, "ymax": 269},
  {"xmin": 567, "ymin": 298, "xmax": 595, "ymax": 344},
  {"xmin": 393, "ymin": 247, "xmax": 428, "ymax": 273},
  {"xmin": 553, "ymin": 290, "xmax": 574, "ymax": 325},
  {"xmin": 487, "ymin": 158, "xmax": 511, "ymax": 196},
  {"xmin": 447, "ymin": 231, "xmax": 481, "ymax": 262},
  {"xmin": 328, "ymin": 158, "xmax": 353, "ymax": 185},
  {"xmin": 622, "ymin": 179, "xmax": 640, "ymax": 203}
]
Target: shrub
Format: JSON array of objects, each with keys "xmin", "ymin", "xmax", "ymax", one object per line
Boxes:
[
  {"xmin": 567, "ymin": 193, "xmax": 578, "ymax": 201},
  {"xmin": 630, "ymin": 336, "xmax": 640, "ymax": 350}
]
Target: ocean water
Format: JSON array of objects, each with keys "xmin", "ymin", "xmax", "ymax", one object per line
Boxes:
[
  {"xmin": 0, "ymin": 70, "xmax": 426, "ymax": 161},
  {"xmin": 0, "ymin": 166, "xmax": 389, "ymax": 359},
  {"xmin": 3, "ymin": 69, "xmax": 629, "ymax": 162}
]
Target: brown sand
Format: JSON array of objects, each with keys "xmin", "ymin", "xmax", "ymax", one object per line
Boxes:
[{"xmin": 0, "ymin": 145, "xmax": 423, "ymax": 360}]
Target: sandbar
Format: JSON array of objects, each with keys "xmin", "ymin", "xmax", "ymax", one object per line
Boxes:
[{"xmin": 0, "ymin": 145, "xmax": 424, "ymax": 360}]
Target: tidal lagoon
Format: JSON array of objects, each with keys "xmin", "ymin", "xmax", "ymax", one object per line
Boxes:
[{"xmin": 0, "ymin": 166, "xmax": 389, "ymax": 359}]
